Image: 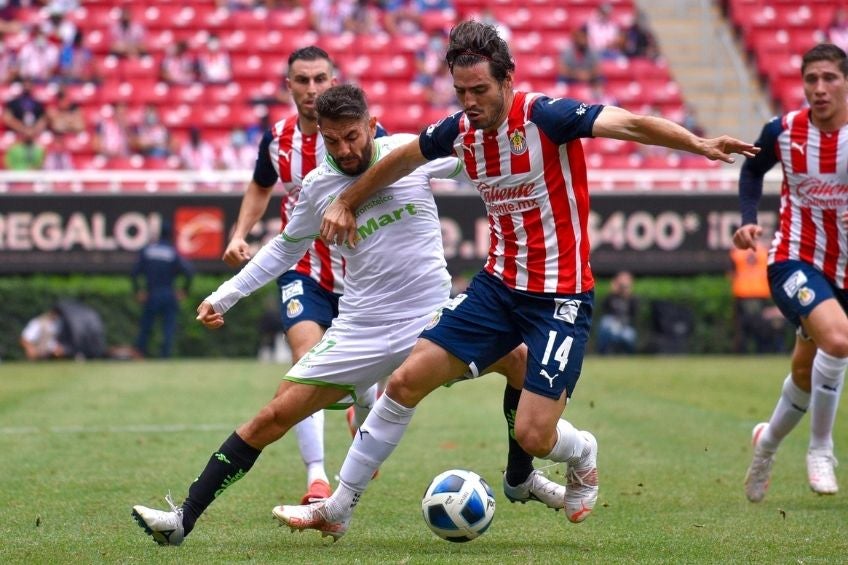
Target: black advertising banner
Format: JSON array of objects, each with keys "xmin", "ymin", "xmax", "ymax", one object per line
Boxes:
[{"xmin": 0, "ymin": 193, "xmax": 780, "ymax": 276}]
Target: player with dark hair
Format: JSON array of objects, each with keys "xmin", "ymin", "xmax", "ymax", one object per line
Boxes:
[
  {"xmin": 276, "ymin": 20, "xmax": 757, "ymax": 537},
  {"xmin": 131, "ymin": 83, "xmax": 565, "ymax": 547},
  {"xmin": 736, "ymin": 43, "xmax": 848, "ymax": 501},
  {"xmin": 222, "ymin": 46, "xmax": 382, "ymax": 505}
]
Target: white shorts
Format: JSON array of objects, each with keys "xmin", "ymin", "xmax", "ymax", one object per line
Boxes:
[{"xmin": 284, "ymin": 311, "xmax": 437, "ymax": 408}]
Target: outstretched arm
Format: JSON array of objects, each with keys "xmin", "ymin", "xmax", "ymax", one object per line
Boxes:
[
  {"xmin": 320, "ymin": 139, "xmax": 429, "ymax": 247},
  {"xmin": 592, "ymin": 106, "xmax": 759, "ymax": 163}
]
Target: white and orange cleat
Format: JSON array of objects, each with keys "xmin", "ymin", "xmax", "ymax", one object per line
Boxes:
[
  {"xmin": 744, "ymin": 422, "xmax": 775, "ymax": 503},
  {"xmin": 564, "ymin": 431, "xmax": 598, "ymax": 523},
  {"xmin": 807, "ymin": 448, "xmax": 838, "ymax": 495},
  {"xmin": 273, "ymin": 501, "xmax": 350, "ymax": 541},
  {"xmin": 300, "ymin": 478, "xmax": 332, "ymax": 505}
]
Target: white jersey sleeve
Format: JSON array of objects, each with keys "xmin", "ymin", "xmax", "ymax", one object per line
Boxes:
[{"xmin": 205, "ymin": 175, "xmax": 322, "ymax": 314}]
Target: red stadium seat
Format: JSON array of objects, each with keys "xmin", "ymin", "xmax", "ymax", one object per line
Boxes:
[{"xmin": 266, "ymin": 6, "xmax": 310, "ymax": 30}]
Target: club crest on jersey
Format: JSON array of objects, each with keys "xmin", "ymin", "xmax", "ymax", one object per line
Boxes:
[
  {"xmin": 553, "ymin": 299, "xmax": 580, "ymax": 324},
  {"xmin": 286, "ymin": 298, "xmax": 304, "ymax": 318},
  {"xmin": 424, "ymin": 310, "xmax": 442, "ymax": 331},
  {"xmin": 798, "ymin": 287, "xmax": 815, "ymax": 306},
  {"xmin": 509, "ymin": 129, "xmax": 527, "ymax": 156}
]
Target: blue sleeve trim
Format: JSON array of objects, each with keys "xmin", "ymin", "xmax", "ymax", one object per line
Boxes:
[
  {"xmin": 252, "ymin": 130, "xmax": 278, "ymax": 188},
  {"xmin": 419, "ymin": 111, "xmax": 462, "ymax": 160},
  {"xmin": 739, "ymin": 118, "xmax": 781, "ymax": 225}
]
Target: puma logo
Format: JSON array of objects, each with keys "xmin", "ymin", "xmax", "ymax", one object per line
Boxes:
[
  {"xmin": 540, "ymin": 368, "xmax": 559, "ymax": 388},
  {"xmin": 791, "ymin": 141, "xmax": 806, "ymax": 155},
  {"xmin": 280, "ymin": 149, "xmax": 292, "ymax": 162}
]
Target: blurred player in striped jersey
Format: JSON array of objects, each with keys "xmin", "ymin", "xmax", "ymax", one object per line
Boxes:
[
  {"xmin": 222, "ymin": 46, "xmax": 383, "ymax": 505},
  {"xmin": 735, "ymin": 43, "xmax": 848, "ymax": 501},
  {"xmin": 276, "ymin": 20, "xmax": 756, "ymax": 535}
]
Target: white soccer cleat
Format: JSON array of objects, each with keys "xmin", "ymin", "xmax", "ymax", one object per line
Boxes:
[
  {"xmin": 272, "ymin": 501, "xmax": 350, "ymax": 541},
  {"xmin": 132, "ymin": 493, "xmax": 185, "ymax": 546},
  {"xmin": 564, "ymin": 431, "xmax": 599, "ymax": 523},
  {"xmin": 807, "ymin": 448, "xmax": 839, "ymax": 495},
  {"xmin": 745, "ymin": 422, "xmax": 775, "ymax": 503},
  {"xmin": 503, "ymin": 469, "xmax": 566, "ymax": 511}
]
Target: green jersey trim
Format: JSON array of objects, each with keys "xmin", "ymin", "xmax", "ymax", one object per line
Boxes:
[{"xmin": 282, "ymin": 376, "xmax": 358, "ymax": 409}]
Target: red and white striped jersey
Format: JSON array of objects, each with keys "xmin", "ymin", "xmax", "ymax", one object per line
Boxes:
[
  {"xmin": 254, "ymin": 114, "xmax": 345, "ymax": 294},
  {"xmin": 762, "ymin": 109, "xmax": 848, "ymax": 288},
  {"xmin": 419, "ymin": 91, "xmax": 604, "ymax": 294}
]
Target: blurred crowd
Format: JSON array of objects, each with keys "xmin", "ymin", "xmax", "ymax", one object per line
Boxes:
[{"xmin": 1, "ymin": 0, "xmax": 700, "ymax": 172}]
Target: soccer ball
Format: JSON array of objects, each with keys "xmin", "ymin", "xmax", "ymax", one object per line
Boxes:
[{"xmin": 421, "ymin": 469, "xmax": 495, "ymax": 542}]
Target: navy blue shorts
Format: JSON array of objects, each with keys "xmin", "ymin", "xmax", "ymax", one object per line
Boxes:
[
  {"xmin": 768, "ymin": 260, "xmax": 848, "ymax": 328},
  {"xmin": 421, "ymin": 270, "xmax": 593, "ymax": 399},
  {"xmin": 276, "ymin": 271, "xmax": 340, "ymax": 332}
]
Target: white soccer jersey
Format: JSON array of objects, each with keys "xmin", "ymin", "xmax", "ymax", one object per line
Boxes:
[{"xmin": 208, "ymin": 133, "xmax": 463, "ymax": 323}]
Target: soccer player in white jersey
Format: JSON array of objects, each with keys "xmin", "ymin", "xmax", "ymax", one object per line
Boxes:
[
  {"xmin": 131, "ymin": 84, "xmax": 563, "ymax": 546},
  {"xmin": 222, "ymin": 46, "xmax": 384, "ymax": 505},
  {"xmin": 277, "ymin": 20, "xmax": 757, "ymax": 536},
  {"xmin": 736, "ymin": 43, "xmax": 848, "ymax": 502}
]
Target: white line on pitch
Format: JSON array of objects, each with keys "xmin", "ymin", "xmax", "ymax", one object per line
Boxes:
[{"xmin": 0, "ymin": 423, "xmax": 236, "ymax": 435}]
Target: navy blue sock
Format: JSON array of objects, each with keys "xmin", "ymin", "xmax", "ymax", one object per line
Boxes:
[{"xmin": 503, "ymin": 384, "xmax": 534, "ymax": 486}]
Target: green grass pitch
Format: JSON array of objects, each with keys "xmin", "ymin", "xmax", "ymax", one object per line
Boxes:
[{"xmin": 1, "ymin": 356, "xmax": 846, "ymax": 564}]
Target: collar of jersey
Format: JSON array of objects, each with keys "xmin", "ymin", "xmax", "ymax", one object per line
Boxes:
[{"xmin": 326, "ymin": 139, "xmax": 380, "ymax": 176}]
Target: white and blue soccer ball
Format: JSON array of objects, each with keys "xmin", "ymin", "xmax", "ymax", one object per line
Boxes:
[{"xmin": 421, "ymin": 469, "xmax": 495, "ymax": 542}]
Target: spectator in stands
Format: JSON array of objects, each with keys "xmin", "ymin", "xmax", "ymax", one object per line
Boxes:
[
  {"xmin": 309, "ymin": 0, "xmax": 354, "ymax": 35},
  {"xmin": 160, "ymin": 40, "xmax": 197, "ymax": 85},
  {"xmin": 415, "ymin": 0, "xmax": 452, "ymax": 11},
  {"xmin": 132, "ymin": 221, "xmax": 194, "ymax": 358},
  {"xmin": 621, "ymin": 9, "xmax": 659, "ymax": 60},
  {"xmin": 179, "ymin": 126, "xmax": 217, "ymax": 171},
  {"xmin": 556, "ymin": 27, "xmax": 601, "ymax": 85},
  {"xmin": 197, "ymin": 34, "xmax": 232, "ymax": 84},
  {"xmin": 17, "ymin": 28, "xmax": 60, "ymax": 83},
  {"xmin": 5, "ymin": 132, "xmax": 46, "ymax": 170},
  {"xmin": 19, "ymin": 307, "xmax": 70, "ymax": 361},
  {"xmin": 825, "ymin": 6, "xmax": 848, "ymax": 53},
  {"xmin": 424, "ymin": 64, "xmax": 456, "ymax": 109},
  {"xmin": 41, "ymin": 7, "xmax": 77, "ymax": 47},
  {"xmin": 0, "ymin": 0, "xmax": 21, "ymax": 35},
  {"xmin": 413, "ymin": 31, "xmax": 446, "ymax": 87},
  {"xmin": 133, "ymin": 104, "xmax": 172, "ymax": 158},
  {"xmin": 43, "ymin": 131, "xmax": 75, "ymax": 170},
  {"xmin": 382, "ymin": 0, "xmax": 422, "ymax": 36},
  {"xmin": 0, "ymin": 31, "xmax": 18, "ymax": 84},
  {"xmin": 218, "ymin": 127, "xmax": 255, "ymax": 170},
  {"xmin": 47, "ymin": 89, "xmax": 84, "ymax": 135},
  {"xmin": 3, "ymin": 79, "xmax": 48, "ymax": 139},
  {"xmin": 345, "ymin": 0, "xmax": 383, "ymax": 35},
  {"xmin": 58, "ymin": 29, "xmax": 97, "ymax": 84},
  {"xmin": 93, "ymin": 102, "xmax": 133, "ymax": 158},
  {"xmin": 477, "ymin": 6, "xmax": 511, "ymax": 43},
  {"xmin": 588, "ymin": 76, "xmax": 618, "ymax": 106},
  {"xmin": 109, "ymin": 6, "xmax": 147, "ymax": 59},
  {"xmin": 596, "ymin": 270, "xmax": 639, "ymax": 355},
  {"xmin": 583, "ymin": 2, "xmax": 623, "ymax": 60}
]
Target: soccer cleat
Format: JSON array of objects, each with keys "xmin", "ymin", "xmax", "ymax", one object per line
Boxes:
[
  {"xmin": 564, "ymin": 431, "xmax": 599, "ymax": 523},
  {"xmin": 300, "ymin": 478, "xmax": 332, "ymax": 504},
  {"xmin": 807, "ymin": 448, "xmax": 839, "ymax": 495},
  {"xmin": 503, "ymin": 469, "xmax": 566, "ymax": 511},
  {"xmin": 131, "ymin": 493, "xmax": 185, "ymax": 546},
  {"xmin": 272, "ymin": 501, "xmax": 350, "ymax": 541},
  {"xmin": 744, "ymin": 422, "xmax": 775, "ymax": 503}
]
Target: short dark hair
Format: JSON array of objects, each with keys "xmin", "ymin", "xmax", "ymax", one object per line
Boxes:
[
  {"xmin": 288, "ymin": 46, "xmax": 333, "ymax": 72},
  {"xmin": 445, "ymin": 20, "xmax": 515, "ymax": 82},
  {"xmin": 316, "ymin": 84, "xmax": 369, "ymax": 122},
  {"xmin": 801, "ymin": 43, "xmax": 848, "ymax": 77}
]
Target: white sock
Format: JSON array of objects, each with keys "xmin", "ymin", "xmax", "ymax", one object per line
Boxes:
[
  {"xmin": 759, "ymin": 375, "xmax": 809, "ymax": 453},
  {"xmin": 544, "ymin": 419, "xmax": 587, "ymax": 465},
  {"xmin": 351, "ymin": 384, "xmax": 379, "ymax": 429},
  {"xmin": 324, "ymin": 394, "xmax": 415, "ymax": 520},
  {"xmin": 295, "ymin": 410, "xmax": 327, "ymax": 485},
  {"xmin": 809, "ymin": 350, "xmax": 847, "ymax": 451}
]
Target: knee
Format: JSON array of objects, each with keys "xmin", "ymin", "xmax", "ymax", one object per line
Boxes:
[
  {"xmin": 513, "ymin": 419, "xmax": 554, "ymax": 458},
  {"xmin": 816, "ymin": 334, "xmax": 848, "ymax": 359},
  {"xmin": 384, "ymin": 369, "xmax": 425, "ymax": 407}
]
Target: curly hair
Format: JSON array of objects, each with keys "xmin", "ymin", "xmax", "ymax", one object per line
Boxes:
[{"xmin": 315, "ymin": 84, "xmax": 369, "ymax": 122}]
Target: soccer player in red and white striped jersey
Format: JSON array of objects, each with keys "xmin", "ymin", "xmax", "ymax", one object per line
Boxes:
[
  {"xmin": 289, "ymin": 20, "xmax": 756, "ymax": 532},
  {"xmin": 736, "ymin": 43, "xmax": 848, "ymax": 501}
]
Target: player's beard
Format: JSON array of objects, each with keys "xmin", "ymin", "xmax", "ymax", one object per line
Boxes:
[
  {"xmin": 339, "ymin": 140, "xmax": 373, "ymax": 176},
  {"xmin": 469, "ymin": 92, "xmax": 506, "ymax": 132}
]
